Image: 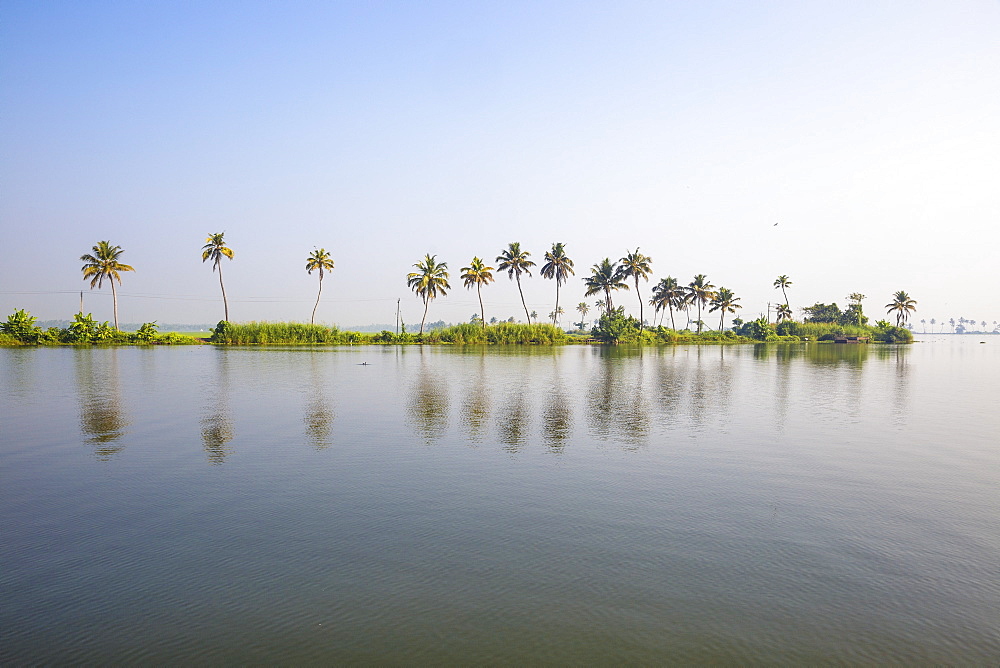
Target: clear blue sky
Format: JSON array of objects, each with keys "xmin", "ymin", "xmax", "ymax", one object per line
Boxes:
[{"xmin": 2, "ymin": 1, "xmax": 998, "ymax": 328}]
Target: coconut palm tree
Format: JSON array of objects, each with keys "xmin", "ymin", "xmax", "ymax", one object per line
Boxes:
[
  {"xmin": 461, "ymin": 257, "xmax": 495, "ymax": 329},
  {"xmin": 620, "ymin": 248, "xmax": 653, "ymax": 328},
  {"xmin": 576, "ymin": 302, "xmax": 590, "ymax": 330},
  {"xmin": 709, "ymin": 287, "xmax": 742, "ymax": 331},
  {"xmin": 886, "ymin": 290, "xmax": 917, "ymax": 327},
  {"xmin": 540, "ymin": 242, "xmax": 575, "ymax": 326},
  {"xmin": 529, "ymin": 310, "xmax": 538, "ymax": 323},
  {"xmin": 775, "ymin": 303, "xmax": 793, "ymax": 322},
  {"xmin": 80, "ymin": 240, "xmax": 134, "ymax": 330},
  {"xmin": 407, "ymin": 254, "xmax": 450, "ymax": 334},
  {"xmin": 305, "ymin": 247, "xmax": 334, "ymax": 325},
  {"xmin": 774, "ymin": 275, "xmax": 792, "ymax": 305},
  {"xmin": 687, "ymin": 274, "xmax": 716, "ymax": 333},
  {"xmin": 202, "ymin": 233, "xmax": 234, "ymax": 321},
  {"xmin": 496, "ymin": 242, "xmax": 535, "ymax": 323},
  {"xmin": 583, "ymin": 259, "xmax": 628, "ymax": 314},
  {"xmin": 650, "ymin": 276, "xmax": 683, "ymax": 330},
  {"xmin": 549, "ymin": 306, "xmax": 565, "ymax": 326}
]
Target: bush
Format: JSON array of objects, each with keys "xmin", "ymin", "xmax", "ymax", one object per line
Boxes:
[{"xmin": 591, "ymin": 308, "xmax": 642, "ymax": 344}]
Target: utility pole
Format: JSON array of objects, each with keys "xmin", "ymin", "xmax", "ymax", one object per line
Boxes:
[
  {"xmin": 80, "ymin": 291, "xmax": 84, "ymax": 314},
  {"xmin": 396, "ymin": 298, "xmax": 401, "ymax": 335}
]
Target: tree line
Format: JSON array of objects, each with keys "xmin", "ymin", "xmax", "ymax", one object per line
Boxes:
[{"xmin": 62, "ymin": 236, "xmax": 921, "ymax": 338}]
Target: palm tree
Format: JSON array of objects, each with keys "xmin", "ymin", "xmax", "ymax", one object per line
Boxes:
[
  {"xmin": 407, "ymin": 254, "xmax": 450, "ymax": 334},
  {"xmin": 583, "ymin": 259, "xmax": 628, "ymax": 314},
  {"xmin": 461, "ymin": 257, "xmax": 495, "ymax": 329},
  {"xmin": 885, "ymin": 290, "xmax": 917, "ymax": 327},
  {"xmin": 202, "ymin": 233, "xmax": 234, "ymax": 321},
  {"xmin": 540, "ymin": 243, "xmax": 575, "ymax": 325},
  {"xmin": 576, "ymin": 302, "xmax": 590, "ymax": 331},
  {"xmin": 80, "ymin": 240, "xmax": 134, "ymax": 330},
  {"xmin": 496, "ymin": 242, "xmax": 535, "ymax": 323},
  {"xmin": 687, "ymin": 274, "xmax": 716, "ymax": 333},
  {"xmin": 709, "ymin": 287, "xmax": 742, "ymax": 330},
  {"xmin": 650, "ymin": 276, "xmax": 683, "ymax": 330},
  {"xmin": 529, "ymin": 310, "xmax": 538, "ymax": 323},
  {"xmin": 620, "ymin": 248, "xmax": 653, "ymax": 328},
  {"xmin": 774, "ymin": 275, "xmax": 792, "ymax": 305},
  {"xmin": 305, "ymin": 248, "xmax": 334, "ymax": 325},
  {"xmin": 549, "ymin": 306, "xmax": 565, "ymax": 326},
  {"xmin": 775, "ymin": 303, "xmax": 793, "ymax": 322}
]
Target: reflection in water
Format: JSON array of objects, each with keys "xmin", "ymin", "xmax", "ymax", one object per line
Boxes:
[
  {"xmin": 304, "ymin": 352, "xmax": 335, "ymax": 450},
  {"xmin": 588, "ymin": 347, "xmax": 650, "ymax": 448},
  {"xmin": 461, "ymin": 353, "xmax": 491, "ymax": 445},
  {"xmin": 805, "ymin": 343, "xmax": 870, "ymax": 368},
  {"xmin": 74, "ymin": 348, "xmax": 130, "ymax": 460},
  {"xmin": 541, "ymin": 364, "xmax": 572, "ymax": 453},
  {"xmin": 406, "ymin": 350, "xmax": 450, "ymax": 444},
  {"xmin": 201, "ymin": 350, "xmax": 234, "ymax": 464},
  {"xmin": 496, "ymin": 387, "xmax": 529, "ymax": 452}
]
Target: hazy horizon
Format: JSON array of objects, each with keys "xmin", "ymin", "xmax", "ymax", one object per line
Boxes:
[{"xmin": 3, "ymin": 2, "xmax": 998, "ymax": 327}]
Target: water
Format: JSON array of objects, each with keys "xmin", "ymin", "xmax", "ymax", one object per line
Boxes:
[{"xmin": 2, "ymin": 339, "xmax": 998, "ymax": 664}]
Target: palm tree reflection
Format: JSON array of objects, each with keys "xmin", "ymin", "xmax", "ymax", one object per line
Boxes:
[
  {"xmin": 201, "ymin": 350, "xmax": 234, "ymax": 464},
  {"xmin": 304, "ymin": 352, "xmax": 334, "ymax": 450},
  {"xmin": 75, "ymin": 348, "xmax": 129, "ymax": 460},
  {"xmin": 406, "ymin": 349, "xmax": 450, "ymax": 444}
]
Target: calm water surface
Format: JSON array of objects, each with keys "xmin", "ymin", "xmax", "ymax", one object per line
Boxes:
[{"xmin": 2, "ymin": 338, "xmax": 998, "ymax": 664}]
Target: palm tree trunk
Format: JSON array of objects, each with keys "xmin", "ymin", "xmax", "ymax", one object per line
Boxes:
[
  {"xmin": 311, "ymin": 274, "xmax": 323, "ymax": 325},
  {"xmin": 668, "ymin": 304, "xmax": 675, "ymax": 330},
  {"xmin": 696, "ymin": 300, "xmax": 702, "ymax": 333},
  {"xmin": 420, "ymin": 297, "xmax": 429, "ymax": 334},
  {"xmin": 218, "ymin": 265, "xmax": 229, "ymax": 322},
  {"xmin": 554, "ymin": 282, "xmax": 560, "ymax": 326},
  {"xmin": 516, "ymin": 274, "xmax": 530, "ymax": 323},
  {"xmin": 477, "ymin": 285, "xmax": 486, "ymax": 329},
  {"xmin": 635, "ymin": 277, "xmax": 643, "ymax": 329},
  {"xmin": 111, "ymin": 279, "xmax": 119, "ymax": 330}
]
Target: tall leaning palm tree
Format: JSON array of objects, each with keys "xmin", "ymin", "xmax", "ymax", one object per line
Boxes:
[
  {"xmin": 540, "ymin": 242, "xmax": 575, "ymax": 326},
  {"xmin": 687, "ymin": 274, "xmax": 716, "ymax": 333},
  {"xmin": 202, "ymin": 233, "xmax": 234, "ymax": 321},
  {"xmin": 583, "ymin": 258, "xmax": 628, "ymax": 314},
  {"xmin": 774, "ymin": 275, "xmax": 792, "ymax": 305},
  {"xmin": 496, "ymin": 242, "xmax": 535, "ymax": 323},
  {"xmin": 461, "ymin": 257, "xmax": 495, "ymax": 329},
  {"xmin": 407, "ymin": 254, "xmax": 450, "ymax": 334},
  {"xmin": 886, "ymin": 290, "xmax": 917, "ymax": 327},
  {"xmin": 620, "ymin": 248, "xmax": 653, "ymax": 328},
  {"xmin": 305, "ymin": 247, "xmax": 334, "ymax": 325},
  {"xmin": 80, "ymin": 240, "xmax": 134, "ymax": 330},
  {"xmin": 709, "ymin": 287, "xmax": 742, "ymax": 331}
]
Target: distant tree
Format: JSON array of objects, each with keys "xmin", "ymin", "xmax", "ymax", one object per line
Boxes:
[
  {"xmin": 930, "ymin": 317, "xmax": 936, "ymax": 332},
  {"xmin": 885, "ymin": 290, "xmax": 917, "ymax": 327},
  {"xmin": 407, "ymin": 254, "xmax": 450, "ymax": 334},
  {"xmin": 920, "ymin": 318, "xmax": 926, "ymax": 333},
  {"xmin": 775, "ymin": 303, "xmax": 793, "ymax": 322},
  {"xmin": 496, "ymin": 242, "xmax": 535, "ymax": 323},
  {"xmin": 687, "ymin": 274, "xmax": 716, "ymax": 333},
  {"xmin": 460, "ymin": 257, "xmax": 495, "ymax": 329},
  {"xmin": 846, "ymin": 293, "xmax": 866, "ymax": 326},
  {"xmin": 774, "ymin": 275, "xmax": 793, "ymax": 305},
  {"xmin": 576, "ymin": 302, "xmax": 590, "ymax": 331},
  {"xmin": 80, "ymin": 240, "xmax": 134, "ymax": 330},
  {"xmin": 540, "ymin": 242, "xmax": 575, "ymax": 326},
  {"xmin": 529, "ymin": 310, "xmax": 538, "ymax": 323},
  {"xmin": 202, "ymin": 233, "xmax": 234, "ymax": 322},
  {"xmin": 619, "ymin": 248, "xmax": 653, "ymax": 329},
  {"xmin": 584, "ymin": 259, "xmax": 628, "ymax": 314},
  {"xmin": 305, "ymin": 247, "xmax": 334, "ymax": 325},
  {"xmin": 709, "ymin": 287, "xmax": 742, "ymax": 330},
  {"xmin": 650, "ymin": 276, "xmax": 684, "ymax": 329},
  {"xmin": 803, "ymin": 302, "xmax": 842, "ymax": 323}
]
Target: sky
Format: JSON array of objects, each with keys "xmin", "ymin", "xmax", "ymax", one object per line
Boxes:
[{"xmin": 2, "ymin": 1, "xmax": 998, "ymax": 329}]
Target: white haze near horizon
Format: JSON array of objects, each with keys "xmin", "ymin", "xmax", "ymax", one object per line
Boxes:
[{"xmin": 2, "ymin": 1, "xmax": 998, "ymax": 330}]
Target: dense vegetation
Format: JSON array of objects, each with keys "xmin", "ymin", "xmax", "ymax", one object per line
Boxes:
[{"xmin": 0, "ymin": 309, "xmax": 198, "ymax": 346}]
